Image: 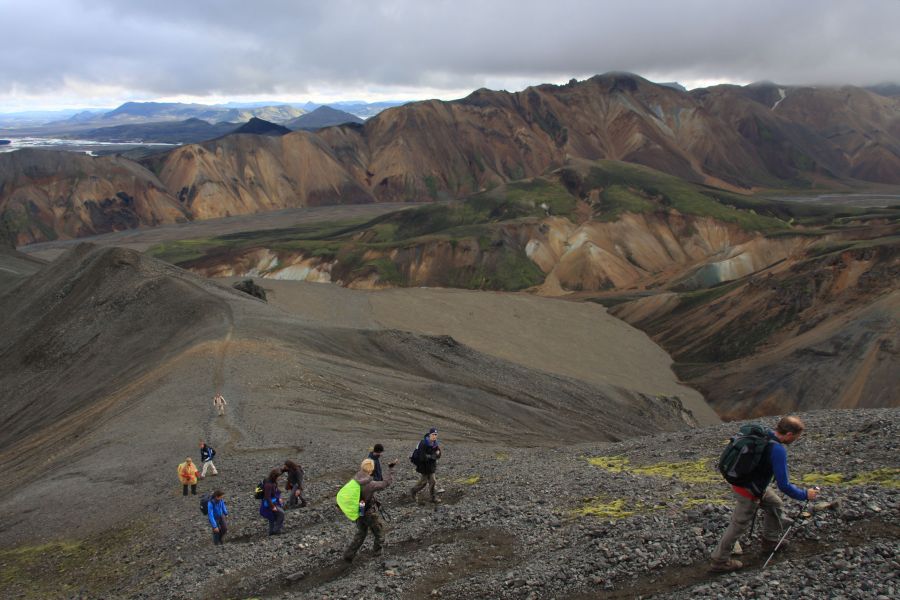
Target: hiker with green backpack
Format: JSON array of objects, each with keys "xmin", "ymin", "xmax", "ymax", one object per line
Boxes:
[
  {"xmin": 710, "ymin": 416, "xmax": 818, "ymax": 572},
  {"xmin": 338, "ymin": 457, "xmax": 397, "ymax": 562}
]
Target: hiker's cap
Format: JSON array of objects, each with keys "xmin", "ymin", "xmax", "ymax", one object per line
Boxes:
[{"xmin": 428, "ymin": 427, "xmax": 438, "ymax": 435}]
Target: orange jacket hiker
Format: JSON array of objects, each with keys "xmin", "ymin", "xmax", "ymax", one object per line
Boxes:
[{"xmin": 178, "ymin": 458, "xmax": 199, "ymax": 484}]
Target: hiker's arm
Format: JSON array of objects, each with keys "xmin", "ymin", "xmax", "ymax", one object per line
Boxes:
[
  {"xmin": 771, "ymin": 444, "xmax": 808, "ymax": 501},
  {"xmin": 371, "ymin": 464, "xmax": 396, "ymax": 490},
  {"xmin": 207, "ymin": 502, "xmax": 218, "ymax": 528}
]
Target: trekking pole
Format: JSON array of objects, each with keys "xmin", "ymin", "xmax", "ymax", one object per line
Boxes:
[{"xmin": 762, "ymin": 495, "xmax": 813, "ymax": 569}]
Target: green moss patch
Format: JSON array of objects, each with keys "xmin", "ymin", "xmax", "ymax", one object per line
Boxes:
[
  {"xmin": 587, "ymin": 456, "xmax": 719, "ymax": 484},
  {"xmin": 455, "ymin": 475, "xmax": 481, "ymax": 485},
  {"xmin": 571, "ymin": 497, "xmax": 637, "ymax": 519},
  {"xmin": 802, "ymin": 468, "xmax": 899, "ymax": 488}
]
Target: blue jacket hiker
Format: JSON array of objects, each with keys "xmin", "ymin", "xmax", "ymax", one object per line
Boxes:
[
  {"xmin": 259, "ymin": 469, "xmax": 285, "ymax": 535},
  {"xmin": 710, "ymin": 416, "xmax": 819, "ymax": 572},
  {"xmin": 207, "ymin": 491, "xmax": 228, "ymax": 545}
]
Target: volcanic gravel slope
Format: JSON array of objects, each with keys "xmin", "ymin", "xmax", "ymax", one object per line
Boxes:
[
  {"xmin": 0, "ymin": 245, "xmax": 700, "ymax": 550},
  {"xmin": 3, "ymin": 407, "xmax": 895, "ymax": 599}
]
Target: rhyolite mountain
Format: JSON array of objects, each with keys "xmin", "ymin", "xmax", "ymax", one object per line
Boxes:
[{"xmin": 3, "ymin": 73, "xmax": 900, "ymax": 245}]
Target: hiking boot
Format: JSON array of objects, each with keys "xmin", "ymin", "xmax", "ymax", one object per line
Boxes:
[
  {"xmin": 709, "ymin": 558, "xmax": 743, "ymax": 573},
  {"xmin": 761, "ymin": 539, "xmax": 788, "ymax": 553}
]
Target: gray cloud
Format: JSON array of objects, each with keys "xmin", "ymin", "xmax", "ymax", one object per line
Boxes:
[{"xmin": 1, "ymin": 0, "xmax": 899, "ymax": 107}]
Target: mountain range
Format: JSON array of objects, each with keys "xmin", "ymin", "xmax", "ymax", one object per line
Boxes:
[{"xmin": 2, "ymin": 72, "xmax": 899, "ymax": 248}]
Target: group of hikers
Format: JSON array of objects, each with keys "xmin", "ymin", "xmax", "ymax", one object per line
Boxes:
[
  {"xmin": 176, "ymin": 424, "xmax": 444, "ymax": 558},
  {"xmin": 180, "ymin": 389, "xmax": 819, "ymax": 574}
]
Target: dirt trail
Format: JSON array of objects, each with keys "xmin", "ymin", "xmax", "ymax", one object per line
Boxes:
[{"xmin": 260, "ymin": 527, "xmax": 516, "ymax": 599}]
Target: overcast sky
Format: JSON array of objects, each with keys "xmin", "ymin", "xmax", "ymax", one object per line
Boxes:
[{"xmin": 1, "ymin": 0, "xmax": 899, "ymax": 111}]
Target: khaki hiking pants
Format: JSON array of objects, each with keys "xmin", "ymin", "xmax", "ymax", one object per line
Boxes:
[
  {"xmin": 201, "ymin": 460, "xmax": 218, "ymax": 477},
  {"xmin": 411, "ymin": 473, "xmax": 437, "ymax": 500},
  {"xmin": 711, "ymin": 488, "xmax": 785, "ymax": 561}
]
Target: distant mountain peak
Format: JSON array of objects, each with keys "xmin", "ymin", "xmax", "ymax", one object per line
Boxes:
[
  {"xmin": 232, "ymin": 117, "xmax": 292, "ymax": 136},
  {"xmin": 286, "ymin": 106, "xmax": 364, "ymax": 131}
]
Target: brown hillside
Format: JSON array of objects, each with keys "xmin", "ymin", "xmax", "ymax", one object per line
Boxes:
[
  {"xmin": 611, "ymin": 238, "xmax": 900, "ymax": 417},
  {"xmin": 0, "ymin": 149, "xmax": 187, "ymax": 246},
  {"xmin": 151, "ymin": 131, "xmax": 373, "ymax": 219}
]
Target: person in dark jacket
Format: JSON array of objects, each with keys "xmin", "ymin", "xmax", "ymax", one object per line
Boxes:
[
  {"xmin": 259, "ymin": 468, "xmax": 285, "ymax": 535},
  {"xmin": 368, "ymin": 443, "xmax": 385, "ymax": 482},
  {"xmin": 199, "ymin": 440, "xmax": 218, "ymax": 478},
  {"xmin": 710, "ymin": 416, "xmax": 819, "ymax": 572},
  {"xmin": 343, "ymin": 457, "xmax": 397, "ymax": 562},
  {"xmin": 207, "ymin": 490, "xmax": 228, "ymax": 545},
  {"xmin": 282, "ymin": 460, "xmax": 307, "ymax": 508},
  {"xmin": 410, "ymin": 427, "xmax": 442, "ymax": 503}
]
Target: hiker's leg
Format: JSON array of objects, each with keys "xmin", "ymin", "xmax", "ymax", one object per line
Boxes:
[
  {"xmin": 191, "ymin": 484, "xmax": 197, "ymax": 495},
  {"xmin": 427, "ymin": 474, "xmax": 437, "ymax": 500},
  {"xmin": 213, "ymin": 529, "xmax": 221, "ymax": 545},
  {"xmin": 371, "ymin": 514, "xmax": 386, "ymax": 554},
  {"xmin": 759, "ymin": 489, "xmax": 785, "ymax": 542},
  {"xmin": 274, "ymin": 508, "xmax": 285, "ymax": 533},
  {"xmin": 411, "ymin": 474, "xmax": 428, "ymax": 496},
  {"xmin": 343, "ymin": 519, "xmax": 368, "ymax": 561},
  {"xmin": 209, "ymin": 461, "xmax": 218, "ymax": 475},
  {"xmin": 201, "ymin": 462, "xmax": 210, "ymax": 478},
  {"xmin": 219, "ymin": 517, "xmax": 227, "ymax": 543},
  {"xmin": 183, "ymin": 484, "xmax": 189, "ymax": 496},
  {"xmin": 711, "ymin": 493, "xmax": 757, "ymax": 561}
]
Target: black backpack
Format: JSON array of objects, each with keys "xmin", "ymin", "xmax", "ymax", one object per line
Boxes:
[
  {"xmin": 409, "ymin": 441, "xmax": 423, "ymax": 465},
  {"xmin": 200, "ymin": 492, "xmax": 213, "ymax": 515},
  {"xmin": 254, "ymin": 480, "xmax": 265, "ymax": 500},
  {"xmin": 717, "ymin": 423, "xmax": 772, "ymax": 485}
]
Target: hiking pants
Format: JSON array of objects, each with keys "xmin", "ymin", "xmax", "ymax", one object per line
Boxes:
[
  {"xmin": 201, "ymin": 460, "xmax": 218, "ymax": 477},
  {"xmin": 343, "ymin": 513, "xmax": 385, "ymax": 560},
  {"xmin": 411, "ymin": 473, "xmax": 437, "ymax": 500},
  {"xmin": 183, "ymin": 484, "xmax": 197, "ymax": 496},
  {"xmin": 712, "ymin": 488, "xmax": 785, "ymax": 561},
  {"xmin": 215, "ymin": 405, "xmax": 225, "ymax": 416},
  {"xmin": 212, "ymin": 517, "xmax": 228, "ymax": 545},
  {"xmin": 267, "ymin": 508, "xmax": 285, "ymax": 535},
  {"xmin": 287, "ymin": 483, "xmax": 306, "ymax": 508}
]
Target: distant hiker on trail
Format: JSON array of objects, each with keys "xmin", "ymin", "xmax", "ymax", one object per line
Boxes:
[
  {"xmin": 177, "ymin": 457, "xmax": 200, "ymax": 496},
  {"xmin": 213, "ymin": 393, "xmax": 226, "ymax": 416},
  {"xmin": 260, "ymin": 468, "xmax": 285, "ymax": 535},
  {"xmin": 710, "ymin": 416, "xmax": 819, "ymax": 573},
  {"xmin": 410, "ymin": 427, "xmax": 442, "ymax": 504},
  {"xmin": 282, "ymin": 460, "xmax": 307, "ymax": 508},
  {"xmin": 368, "ymin": 443, "xmax": 385, "ymax": 482},
  {"xmin": 343, "ymin": 457, "xmax": 397, "ymax": 562},
  {"xmin": 206, "ymin": 490, "xmax": 228, "ymax": 545},
  {"xmin": 199, "ymin": 440, "xmax": 218, "ymax": 478}
]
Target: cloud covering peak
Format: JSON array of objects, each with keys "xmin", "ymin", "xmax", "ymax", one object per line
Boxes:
[{"xmin": 1, "ymin": 0, "xmax": 898, "ymax": 109}]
